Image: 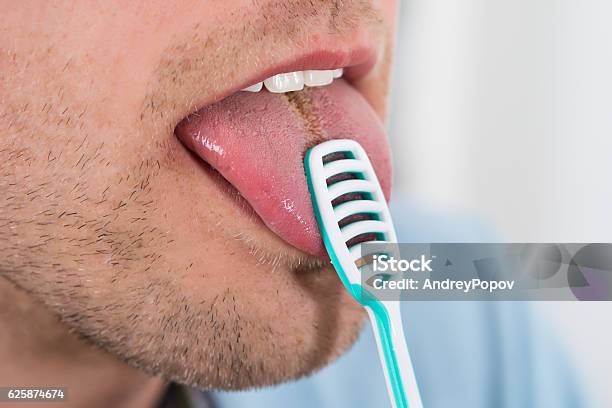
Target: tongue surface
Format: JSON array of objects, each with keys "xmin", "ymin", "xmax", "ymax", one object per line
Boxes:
[{"xmin": 175, "ymin": 79, "xmax": 391, "ymax": 258}]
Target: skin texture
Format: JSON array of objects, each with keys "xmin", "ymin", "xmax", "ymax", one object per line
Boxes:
[{"xmin": 0, "ymin": 0, "xmax": 398, "ymax": 403}]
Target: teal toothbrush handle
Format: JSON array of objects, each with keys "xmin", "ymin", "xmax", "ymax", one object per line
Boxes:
[{"xmin": 365, "ymin": 301, "xmax": 423, "ymax": 408}]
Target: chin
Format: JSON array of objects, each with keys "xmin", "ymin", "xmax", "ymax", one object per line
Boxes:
[{"xmin": 112, "ymin": 260, "xmax": 367, "ymax": 390}]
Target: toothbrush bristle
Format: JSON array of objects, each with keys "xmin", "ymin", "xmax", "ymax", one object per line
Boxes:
[
  {"xmin": 317, "ymin": 146, "xmax": 389, "ymax": 246},
  {"xmin": 345, "ymin": 232, "xmax": 384, "ymax": 248},
  {"xmin": 322, "ymin": 151, "xmax": 351, "ymax": 163},
  {"xmin": 331, "ymin": 191, "xmax": 369, "ymax": 207},
  {"xmin": 306, "ymin": 139, "xmax": 397, "ymax": 266},
  {"xmin": 326, "ymin": 171, "xmax": 361, "ymax": 186},
  {"xmin": 338, "ymin": 212, "xmax": 377, "ymax": 228}
]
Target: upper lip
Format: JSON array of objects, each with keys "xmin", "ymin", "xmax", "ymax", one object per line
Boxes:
[
  {"xmin": 174, "ymin": 35, "xmax": 380, "ymax": 126},
  {"xmin": 234, "ymin": 46, "xmax": 378, "ymax": 93}
]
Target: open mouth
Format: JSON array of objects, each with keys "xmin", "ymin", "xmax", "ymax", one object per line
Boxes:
[{"xmin": 174, "ymin": 49, "xmax": 392, "ymax": 259}]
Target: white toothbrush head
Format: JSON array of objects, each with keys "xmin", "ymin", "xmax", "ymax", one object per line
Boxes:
[{"xmin": 304, "ymin": 139, "xmax": 397, "ymax": 301}]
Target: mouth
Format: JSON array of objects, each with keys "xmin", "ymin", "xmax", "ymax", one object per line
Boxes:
[{"xmin": 174, "ymin": 46, "xmax": 392, "ymax": 259}]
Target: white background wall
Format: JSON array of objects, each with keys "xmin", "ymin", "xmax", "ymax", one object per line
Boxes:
[{"xmin": 389, "ymin": 1, "xmax": 612, "ymax": 404}]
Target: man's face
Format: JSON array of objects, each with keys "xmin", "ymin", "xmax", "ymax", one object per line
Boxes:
[{"xmin": 0, "ymin": 0, "xmax": 397, "ymax": 389}]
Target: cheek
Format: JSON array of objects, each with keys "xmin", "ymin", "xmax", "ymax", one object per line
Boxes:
[{"xmin": 380, "ymin": 0, "xmax": 400, "ymax": 17}]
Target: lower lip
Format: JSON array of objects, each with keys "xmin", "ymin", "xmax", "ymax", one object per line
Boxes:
[{"xmin": 175, "ymin": 79, "xmax": 391, "ymax": 258}]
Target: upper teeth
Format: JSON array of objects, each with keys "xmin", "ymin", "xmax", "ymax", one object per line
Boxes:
[{"xmin": 242, "ymin": 68, "xmax": 343, "ymax": 93}]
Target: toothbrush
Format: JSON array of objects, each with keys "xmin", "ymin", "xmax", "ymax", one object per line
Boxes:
[{"xmin": 304, "ymin": 139, "xmax": 423, "ymax": 408}]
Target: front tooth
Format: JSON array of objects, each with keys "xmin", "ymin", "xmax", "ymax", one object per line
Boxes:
[
  {"xmin": 332, "ymin": 68, "xmax": 344, "ymax": 79},
  {"xmin": 304, "ymin": 70, "xmax": 334, "ymax": 87},
  {"xmin": 264, "ymin": 71, "xmax": 304, "ymax": 93},
  {"xmin": 241, "ymin": 82, "xmax": 263, "ymax": 92}
]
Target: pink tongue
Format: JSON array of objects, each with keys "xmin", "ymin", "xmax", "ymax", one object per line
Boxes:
[{"xmin": 175, "ymin": 79, "xmax": 391, "ymax": 258}]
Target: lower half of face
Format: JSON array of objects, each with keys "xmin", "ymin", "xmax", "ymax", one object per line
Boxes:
[{"xmin": 0, "ymin": 0, "xmax": 397, "ymax": 389}]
